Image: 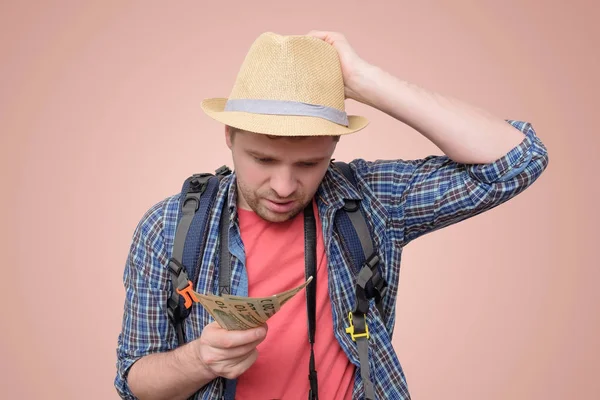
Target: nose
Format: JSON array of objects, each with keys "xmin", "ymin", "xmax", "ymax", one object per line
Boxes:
[{"xmin": 270, "ymin": 167, "xmax": 298, "ymax": 199}]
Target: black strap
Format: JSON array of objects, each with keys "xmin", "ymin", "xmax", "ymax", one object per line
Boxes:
[
  {"xmin": 304, "ymin": 203, "xmax": 319, "ymax": 400},
  {"xmin": 219, "ymin": 198, "xmax": 236, "ymax": 400},
  {"xmin": 349, "ymin": 266, "xmax": 377, "ymax": 399},
  {"xmin": 355, "ymin": 315, "xmax": 375, "ymax": 399},
  {"xmin": 219, "ymin": 199, "xmax": 231, "ymax": 295},
  {"xmin": 167, "ymin": 259, "xmax": 189, "ymax": 344}
]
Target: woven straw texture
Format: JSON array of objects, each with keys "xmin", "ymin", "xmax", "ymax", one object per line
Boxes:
[{"xmin": 201, "ymin": 32, "xmax": 369, "ymax": 136}]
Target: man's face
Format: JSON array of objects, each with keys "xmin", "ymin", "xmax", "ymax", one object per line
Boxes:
[{"xmin": 226, "ymin": 127, "xmax": 338, "ymax": 222}]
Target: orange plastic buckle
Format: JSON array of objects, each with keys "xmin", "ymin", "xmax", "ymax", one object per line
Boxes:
[{"xmin": 176, "ymin": 280, "xmax": 200, "ymax": 309}]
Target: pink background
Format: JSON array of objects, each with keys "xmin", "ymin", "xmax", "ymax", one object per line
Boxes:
[{"xmin": 1, "ymin": 1, "xmax": 597, "ymax": 399}]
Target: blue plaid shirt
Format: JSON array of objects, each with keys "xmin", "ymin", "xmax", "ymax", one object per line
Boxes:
[{"xmin": 115, "ymin": 120, "xmax": 548, "ymax": 399}]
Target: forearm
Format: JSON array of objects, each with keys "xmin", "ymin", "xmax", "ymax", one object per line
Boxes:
[
  {"xmin": 354, "ymin": 65, "xmax": 525, "ymax": 164},
  {"xmin": 127, "ymin": 342, "xmax": 217, "ymax": 400}
]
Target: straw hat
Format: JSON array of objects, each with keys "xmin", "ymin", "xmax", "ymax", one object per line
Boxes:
[{"xmin": 200, "ymin": 32, "xmax": 369, "ymax": 136}]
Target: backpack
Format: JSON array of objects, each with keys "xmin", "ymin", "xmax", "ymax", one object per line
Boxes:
[{"xmin": 166, "ymin": 162, "xmax": 387, "ymax": 400}]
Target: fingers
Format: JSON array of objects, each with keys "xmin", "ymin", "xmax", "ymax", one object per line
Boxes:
[
  {"xmin": 306, "ymin": 30, "xmax": 346, "ymax": 42},
  {"xmin": 208, "ymin": 337, "xmax": 265, "ymax": 360},
  {"xmin": 306, "ymin": 30, "xmax": 327, "ymax": 39},
  {"xmin": 203, "ymin": 322, "xmax": 268, "ymax": 350},
  {"xmin": 195, "ymin": 322, "xmax": 267, "ymax": 380},
  {"xmin": 216, "ymin": 349, "xmax": 260, "ymax": 379}
]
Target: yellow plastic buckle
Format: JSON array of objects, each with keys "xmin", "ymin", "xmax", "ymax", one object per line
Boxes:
[{"xmin": 345, "ymin": 312, "xmax": 370, "ymax": 341}]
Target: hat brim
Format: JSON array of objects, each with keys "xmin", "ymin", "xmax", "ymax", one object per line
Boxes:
[{"xmin": 201, "ymin": 98, "xmax": 369, "ymax": 136}]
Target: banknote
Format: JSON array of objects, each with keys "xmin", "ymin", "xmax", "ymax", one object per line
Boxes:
[
  {"xmin": 195, "ymin": 293, "xmax": 256, "ymax": 331},
  {"xmin": 223, "ymin": 293, "xmax": 281, "ymax": 320},
  {"xmin": 221, "ymin": 296, "xmax": 271, "ymax": 327},
  {"xmin": 274, "ymin": 276, "xmax": 313, "ymax": 307},
  {"xmin": 223, "ymin": 276, "xmax": 313, "ymax": 318},
  {"xmin": 193, "ymin": 276, "xmax": 313, "ymax": 330}
]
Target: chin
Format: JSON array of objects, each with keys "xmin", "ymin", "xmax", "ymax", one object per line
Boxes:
[{"xmin": 256, "ymin": 205, "xmax": 303, "ymax": 223}]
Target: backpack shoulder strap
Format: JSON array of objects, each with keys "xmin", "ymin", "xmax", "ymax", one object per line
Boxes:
[
  {"xmin": 333, "ymin": 161, "xmax": 384, "ymax": 399},
  {"xmin": 333, "ymin": 161, "xmax": 388, "ymax": 316},
  {"xmin": 333, "ymin": 160, "xmax": 356, "ymax": 186},
  {"xmin": 167, "ymin": 165, "xmax": 231, "ymax": 345}
]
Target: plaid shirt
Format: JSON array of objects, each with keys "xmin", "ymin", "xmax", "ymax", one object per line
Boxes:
[{"xmin": 115, "ymin": 120, "xmax": 548, "ymax": 399}]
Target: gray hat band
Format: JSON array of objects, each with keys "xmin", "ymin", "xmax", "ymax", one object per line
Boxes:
[{"xmin": 224, "ymin": 99, "xmax": 349, "ymax": 126}]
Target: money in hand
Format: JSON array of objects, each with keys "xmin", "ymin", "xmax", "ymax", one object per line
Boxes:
[{"xmin": 194, "ymin": 276, "xmax": 313, "ymax": 330}]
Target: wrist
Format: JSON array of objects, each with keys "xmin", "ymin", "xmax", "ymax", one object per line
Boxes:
[
  {"xmin": 347, "ymin": 62, "xmax": 385, "ymax": 107},
  {"xmin": 177, "ymin": 340, "xmax": 219, "ymax": 384}
]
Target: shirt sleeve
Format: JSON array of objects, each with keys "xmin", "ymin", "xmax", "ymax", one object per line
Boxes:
[
  {"xmin": 351, "ymin": 120, "xmax": 549, "ymax": 247},
  {"xmin": 114, "ymin": 200, "xmax": 177, "ymax": 399}
]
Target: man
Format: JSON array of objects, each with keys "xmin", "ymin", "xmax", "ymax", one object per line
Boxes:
[{"xmin": 115, "ymin": 31, "xmax": 549, "ymax": 399}]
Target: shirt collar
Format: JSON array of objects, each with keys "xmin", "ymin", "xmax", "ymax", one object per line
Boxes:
[
  {"xmin": 316, "ymin": 162, "xmax": 362, "ymax": 209},
  {"xmin": 226, "ymin": 173, "xmax": 238, "ymax": 211}
]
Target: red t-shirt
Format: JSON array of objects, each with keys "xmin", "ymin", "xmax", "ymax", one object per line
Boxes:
[{"xmin": 234, "ymin": 200, "xmax": 355, "ymax": 399}]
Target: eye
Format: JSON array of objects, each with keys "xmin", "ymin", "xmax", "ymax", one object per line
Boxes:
[
  {"xmin": 299, "ymin": 162, "xmax": 318, "ymax": 168},
  {"xmin": 254, "ymin": 157, "xmax": 274, "ymax": 164}
]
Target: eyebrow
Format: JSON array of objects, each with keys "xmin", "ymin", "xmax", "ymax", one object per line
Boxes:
[{"xmin": 247, "ymin": 150, "xmax": 327, "ymax": 164}]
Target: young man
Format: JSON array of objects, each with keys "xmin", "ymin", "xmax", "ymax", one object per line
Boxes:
[{"xmin": 115, "ymin": 31, "xmax": 549, "ymax": 399}]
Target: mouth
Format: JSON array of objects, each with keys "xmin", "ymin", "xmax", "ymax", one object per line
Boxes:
[{"xmin": 264, "ymin": 198, "xmax": 296, "ymax": 213}]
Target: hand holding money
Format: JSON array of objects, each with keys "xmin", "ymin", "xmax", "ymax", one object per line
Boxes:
[
  {"xmin": 193, "ymin": 277, "xmax": 313, "ymax": 331},
  {"xmin": 193, "ymin": 321, "xmax": 268, "ymax": 380}
]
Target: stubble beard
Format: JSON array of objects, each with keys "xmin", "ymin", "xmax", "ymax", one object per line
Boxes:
[{"xmin": 237, "ymin": 182, "xmax": 309, "ymax": 223}]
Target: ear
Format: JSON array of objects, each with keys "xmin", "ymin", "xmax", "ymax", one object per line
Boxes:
[
  {"xmin": 331, "ymin": 136, "xmax": 339, "ymax": 154},
  {"xmin": 225, "ymin": 125, "xmax": 233, "ymax": 149}
]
